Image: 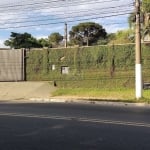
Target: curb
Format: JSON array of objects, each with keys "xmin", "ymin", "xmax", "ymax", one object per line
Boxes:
[
  {"xmin": 0, "ymin": 97, "xmax": 150, "ymax": 108},
  {"xmin": 28, "ymin": 97, "xmax": 150, "ymax": 108}
]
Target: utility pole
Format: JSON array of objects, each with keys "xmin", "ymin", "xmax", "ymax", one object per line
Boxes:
[
  {"xmin": 135, "ymin": 0, "xmax": 142, "ymax": 99},
  {"xmin": 64, "ymin": 22, "xmax": 67, "ymax": 48}
]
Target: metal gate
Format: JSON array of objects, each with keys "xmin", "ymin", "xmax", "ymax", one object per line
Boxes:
[{"xmin": 0, "ymin": 49, "xmax": 25, "ymax": 81}]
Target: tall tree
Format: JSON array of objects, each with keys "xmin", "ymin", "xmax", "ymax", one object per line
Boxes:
[
  {"xmin": 4, "ymin": 32, "xmax": 42, "ymax": 49},
  {"xmin": 142, "ymin": 0, "xmax": 150, "ymax": 39},
  {"xmin": 108, "ymin": 29, "xmax": 135, "ymax": 44},
  {"xmin": 128, "ymin": 0, "xmax": 149, "ymax": 28},
  {"xmin": 142, "ymin": 0, "xmax": 150, "ymax": 13},
  {"xmin": 128, "ymin": 1, "xmax": 150, "ymax": 35},
  {"xmin": 128, "ymin": 12, "xmax": 136, "ymax": 29},
  {"xmin": 142, "ymin": 23, "xmax": 150, "ymax": 41},
  {"xmin": 69, "ymin": 22, "xmax": 107, "ymax": 46},
  {"xmin": 48, "ymin": 32, "xmax": 63, "ymax": 47},
  {"xmin": 134, "ymin": 0, "xmax": 150, "ymax": 40},
  {"xmin": 38, "ymin": 38, "xmax": 49, "ymax": 47}
]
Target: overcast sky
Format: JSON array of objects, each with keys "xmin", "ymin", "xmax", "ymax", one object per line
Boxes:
[{"xmin": 0, "ymin": 0, "xmax": 134, "ymax": 47}]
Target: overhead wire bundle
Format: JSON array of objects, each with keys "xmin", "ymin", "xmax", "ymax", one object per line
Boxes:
[{"xmin": 0, "ymin": 0, "xmax": 134, "ymax": 29}]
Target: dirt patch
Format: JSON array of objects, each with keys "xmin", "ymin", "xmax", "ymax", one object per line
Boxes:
[{"xmin": 0, "ymin": 81, "xmax": 56, "ymax": 101}]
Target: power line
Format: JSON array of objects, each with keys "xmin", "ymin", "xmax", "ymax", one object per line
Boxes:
[
  {"xmin": 0, "ymin": 1, "xmax": 133, "ymax": 12},
  {"xmin": 0, "ymin": 3, "xmax": 134, "ymax": 17},
  {"xmin": 0, "ymin": 12, "xmax": 132, "ymax": 30},
  {"xmin": 0, "ymin": 0, "xmax": 132, "ymax": 32},
  {"xmin": 0, "ymin": 9, "xmax": 133, "ymax": 25},
  {"xmin": 0, "ymin": 0, "xmax": 123, "ymax": 9}
]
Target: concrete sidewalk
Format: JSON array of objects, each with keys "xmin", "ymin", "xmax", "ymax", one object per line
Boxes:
[
  {"xmin": 0, "ymin": 81, "xmax": 56, "ymax": 101},
  {"xmin": 0, "ymin": 82, "xmax": 149, "ymax": 108}
]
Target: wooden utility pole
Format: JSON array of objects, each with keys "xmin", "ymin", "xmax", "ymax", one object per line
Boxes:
[
  {"xmin": 64, "ymin": 22, "xmax": 67, "ymax": 48},
  {"xmin": 135, "ymin": 0, "xmax": 142, "ymax": 99}
]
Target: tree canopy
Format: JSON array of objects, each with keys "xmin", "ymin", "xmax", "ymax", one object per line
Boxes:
[
  {"xmin": 4, "ymin": 32, "xmax": 64, "ymax": 49},
  {"xmin": 38, "ymin": 38, "xmax": 49, "ymax": 47},
  {"xmin": 128, "ymin": 12, "xmax": 136, "ymax": 29},
  {"xmin": 4, "ymin": 32, "xmax": 42, "ymax": 49},
  {"xmin": 142, "ymin": 0, "xmax": 150, "ymax": 13},
  {"xmin": 108, "ymin": 29, "xmax": 134, "ymax": 44},
  {"xmin": 48, "ymin": 32, "xmax": 63, "ymax": 47},
  {"xmin": 128, "ymin": 1, "xmax": 150, "ymax": 28},
  {"xmin": 69, "ymin": 22, "xmax": 107, "ymax": 46},
  {"xmin": 127, "ymin": 1, "xmax": 150, "ymax": 40}
]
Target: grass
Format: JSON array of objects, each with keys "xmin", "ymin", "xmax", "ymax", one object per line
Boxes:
[{"xmin": 52, "ymin": 88, "xmax": 150, "ymax": 103}]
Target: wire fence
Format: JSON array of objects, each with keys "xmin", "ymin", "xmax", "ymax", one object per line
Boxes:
[{"xmin": 25, "ymin": 44, "xmax": 150, "ymax": 89}]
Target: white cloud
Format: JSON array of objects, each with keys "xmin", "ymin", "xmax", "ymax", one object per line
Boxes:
[
  {"xmin": 105, "ymin": 24, "xmax": 128, "ymax": 33},
  {"xmin": 0, "ymin": 39, "xmax": 9, "ymax": 48},
  {"xmin": 36, "ymin": 35, "xmax": 48, "ymax": 39}
]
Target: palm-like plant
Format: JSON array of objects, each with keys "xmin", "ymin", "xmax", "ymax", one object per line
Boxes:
[{"xmin": 142, "ymin": 23, "xmax": 150, "ymax": 41}]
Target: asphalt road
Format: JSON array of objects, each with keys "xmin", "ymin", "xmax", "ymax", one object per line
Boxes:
[{"xmin": 0, "ymin": 102, "xmax": 150, "ymax": 150}]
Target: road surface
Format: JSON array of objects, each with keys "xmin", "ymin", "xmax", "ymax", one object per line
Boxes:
[{"xmin": 0, "ymin": 102, "xmax": 150, "ymax": 150}]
